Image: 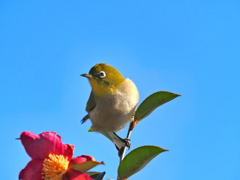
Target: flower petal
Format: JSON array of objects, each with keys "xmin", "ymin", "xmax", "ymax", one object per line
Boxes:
[
  {"xmin": 70, "ymin": 155, "xmax": 104, "ymax": 173},
  {"xmin": 20, "ymin": 131, "xmax": 74, "ymax": 160},
  {"xmin": 69, "ymin": 155, "xmax": 95, "ymax": 166},
  {"xmin": 19, "ymin": 159, "xmax": 43, "ymax": 180},
  {"xmin": 63, "ymin": 169, "xmax": 93, "ymax": 180}
]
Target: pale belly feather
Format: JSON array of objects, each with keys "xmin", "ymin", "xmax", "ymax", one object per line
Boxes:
[{"xmin": 89, "ymin": 78, "xmax": 139, "ymax": 132}]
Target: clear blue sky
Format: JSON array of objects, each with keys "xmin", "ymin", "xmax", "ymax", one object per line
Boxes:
[{"xmin": 1, "ymin": 1, "xmax": 239, "ymax": 179}]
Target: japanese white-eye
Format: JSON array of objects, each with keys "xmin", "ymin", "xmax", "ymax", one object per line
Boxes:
[{"xmin": 81, "ymin": 63, "xmax": 139, "ymax": 132}]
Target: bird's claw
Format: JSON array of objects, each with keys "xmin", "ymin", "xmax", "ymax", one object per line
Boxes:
[
  {"xmin": 117, "ymin": 138, "xmax": 131, "ymax": 158},
  {"xmin": 122, "ymin": 138, "xmax": 131, "ymax": 150}
]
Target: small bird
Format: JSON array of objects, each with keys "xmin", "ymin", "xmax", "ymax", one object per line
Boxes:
[{"xmin": 81, "ymin": 63, "xmax": 139, "ymax": 133}]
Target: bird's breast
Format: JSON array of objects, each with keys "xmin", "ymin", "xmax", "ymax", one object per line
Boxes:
[{"xmin": 89, "ymin": 78, "xmax": 139, "ymax": 132}]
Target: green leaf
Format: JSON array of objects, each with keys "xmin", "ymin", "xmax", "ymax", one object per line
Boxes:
[
  {"xmin": 86, "ymin": 171, "xmax": 101, "ymax": 176},
  {"xmin": 134, "ymin": 91, "xmax": 181, "ymax": 122},
  {"xmin": 71, "ymin": 161, "xmax": 104, "ymax": 173},
  {"xmin": 89, "ymin": 171, "xmax": 106, "ymax": 180},
  {"xmin": 118, "ymin": 145, "xmax": 168, "ymax": 180}
]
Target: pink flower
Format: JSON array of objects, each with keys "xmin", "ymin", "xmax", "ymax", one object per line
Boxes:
[{"xmin": 19, "ymin": 131, "xmax": 100, "ymax": 180}]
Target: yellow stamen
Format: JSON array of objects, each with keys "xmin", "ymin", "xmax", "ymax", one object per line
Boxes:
[{"xmin": 42, "ymin": 154, "xmax": 69, "ymax": 180}]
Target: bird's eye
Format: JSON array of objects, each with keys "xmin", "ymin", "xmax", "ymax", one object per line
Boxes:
[{"xmin": 99, "ymin": 71, "xmax": 106, "ymax": 79}]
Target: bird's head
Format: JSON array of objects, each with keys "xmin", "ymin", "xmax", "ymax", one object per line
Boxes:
[{"xmin": 81, "ymin": 63, "xmax": 125, "ymax": 97}]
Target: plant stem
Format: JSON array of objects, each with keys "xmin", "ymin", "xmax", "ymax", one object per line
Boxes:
[
  {"xmin": 117, "ymin": 121, "xmax": 136, "ymax": 179},
  {"xmin": 119, "ymin": 128, "xmax": 132, "ymax": 161}
]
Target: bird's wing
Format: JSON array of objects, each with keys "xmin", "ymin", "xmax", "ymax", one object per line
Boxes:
[
  {"xmin": 86, "ymin": 91, "xmax": 96, "ymax": 112},
  {"xmin": 81, "ymin": 91, "xmax": 96, "ymax": 124}
]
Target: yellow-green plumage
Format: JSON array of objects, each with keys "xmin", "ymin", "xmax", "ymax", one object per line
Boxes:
[
  {"xmin": 88, "ymin": 63, "xmax": 125, "ymax": 97},
  {"xmin": 81, "ymin": 63, "xmax": 139, "ymax": 132}
]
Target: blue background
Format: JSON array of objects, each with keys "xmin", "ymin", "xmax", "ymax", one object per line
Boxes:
[{"xmin": 1, "ymin": 1, "xmax": 239, "ymax": 179}]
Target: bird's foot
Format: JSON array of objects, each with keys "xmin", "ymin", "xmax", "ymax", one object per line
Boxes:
[
  {"xmin": 121, "ymin": 138, "xmax": 131, "ymax": 149},
  {"xmin": 117, "ymin": 139, "xmax": 132, "ymax": 158},
  {"xmin": 113, "ymin": 132, "xmax": 131, "ymax": 150}
]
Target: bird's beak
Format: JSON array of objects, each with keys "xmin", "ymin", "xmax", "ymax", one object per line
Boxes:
[{"xmin": 80, "ymin": 73, "xmax": 92, "ymax": 78}]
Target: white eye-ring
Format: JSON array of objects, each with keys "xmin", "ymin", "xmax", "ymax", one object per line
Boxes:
[{"xmin": 99, "ymin": 71, "xmax": 106, "ymax": 79}]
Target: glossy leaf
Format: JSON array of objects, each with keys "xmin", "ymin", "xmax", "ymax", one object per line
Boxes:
[
  {"xmin": 71, "ymin": 161, "xmax": 104, "ymax": 173},
  {"xmin": 86, "ymin": 171, "xmax": 100, "ymax": 176},
  {"xmin": 134, "ymin": 91, "xmax": 181, "ymax": 122},
  {"xmin": 89, "ymin": 171, "xmax": 106, "ymax": 180},
  {"xmin": 118, "ymin": 145, "xmax": 168, "ymax": 179}
]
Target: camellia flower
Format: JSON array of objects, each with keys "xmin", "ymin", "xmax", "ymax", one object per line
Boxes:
[{"xmin": 19, "ymin": 131, "xmax": 103, "ymax": 180}]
